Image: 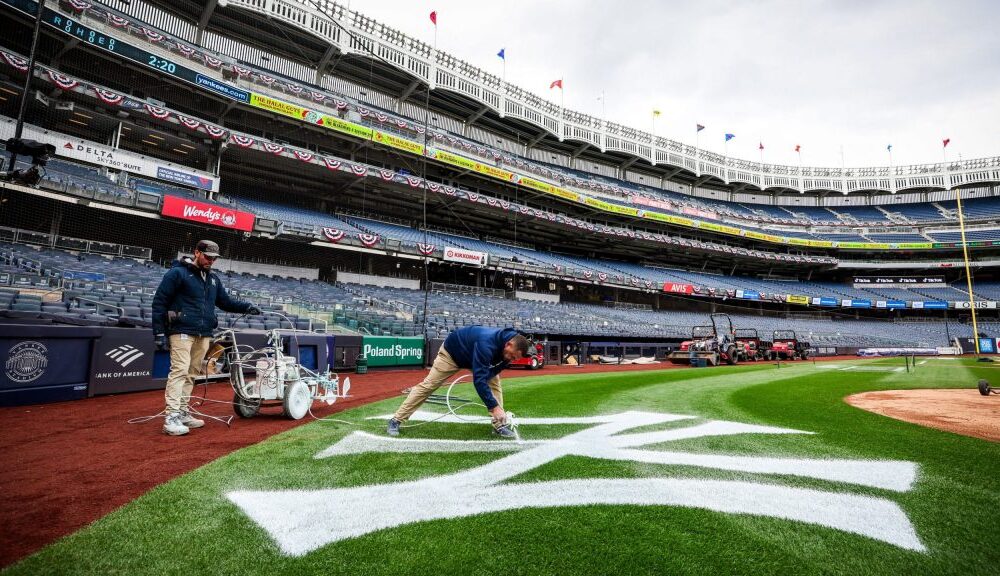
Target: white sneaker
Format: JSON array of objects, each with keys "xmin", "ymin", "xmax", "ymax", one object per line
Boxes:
[
  {"xmin": 178, "ymin": 412, "xmax": 205, "ymax": 429},
  {"xmin": 163, "ymin": 412, "xmax": 190, "ymax": 436}
]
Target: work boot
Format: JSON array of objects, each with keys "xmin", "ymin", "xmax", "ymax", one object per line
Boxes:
[
  {"xmin": 163, "ymin": 412, "xmax": 190, "ymax": 436},
  {"xmin": 493, "ymin": 424, "xmax": 516, "ymax": 438},
  {"xmin": 386, "ymin": 417, "xmax": 401, "ymax": 437},
  {"xmin": 178, "ymin": 412, "xmax": 205, "ymax": 429}
]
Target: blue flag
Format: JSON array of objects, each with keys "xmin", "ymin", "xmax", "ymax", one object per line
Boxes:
[
  {"xmin": 725, "ymin": 133, "xmax": 735, "ymax": 141},
  {"xmin": 887, "ymin": 144, "xmax": 892, "ymax": 152},
  {"xmin": 497, "ymin": 48, "xmax": 505, "ymax": 60}
]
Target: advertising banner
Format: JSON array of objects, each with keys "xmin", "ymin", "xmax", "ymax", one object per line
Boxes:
[
  {"xmin": 249, "ymin": 93, "xmax": 322, "ymax": 124},
  {"xmin": 819, "ymin": 297, "xmax": 839, "ymax": 307},
  {"xmin": 372, "ymin": 130, "xmax": 425, "ymax": 155},
  {"xmin": 161, "ymin": 195, "xmax": 255, "ymax": 231},
  {"xmin": 361, "ymin": 336, "xmax": 425, "ymax": 367},
  {"xmin": 953, "ymin": 301, "xmax": 998, "ymax": 309},
  {"xmin": 2, "ymin": 123, "xmax": 220, "ymax": 191},
  {"xmin": 923, "ymin": 301, "xmax": 948, "ymax": 310},
  {"xmin": 663, "ymin": 282, "xmax": 694, "ymax": 295},
  {"xmin": 88, "ymin": 328, "xmax": 155, "ymax": 395},
  {"xmin": 851, "ymin": 300, "xmax": 872, "ymax": 309},
  {"xmin": 63, "ymin": 270, "xmax": 106, "ymax": 282},
  {"xmin": 786, "ymin": 295, "xmax": 810, "ymax": 305},
  {"xmin": 978, "ymin": 338, "xmax": 997, "ymax": 354},
  {"xmin": 443, "ymin": 246, "xmax": 488, "ymax": 267},
  {"xmin": 320, "ymin": 115, "xmax": 374, "ymax": 139},
  {"xmin": 887, "ymin": 300, "xmax": 906, "ymax": 309},
  {"xmin": 853, "ymin": 276, "xmax": 946, "ymax": 287},
  {"xmin": 736, "ymin": 290, "xmax": 760, "ymax": 300}
]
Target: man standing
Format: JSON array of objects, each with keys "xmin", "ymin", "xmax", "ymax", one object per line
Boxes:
[
  {"xmin": 387, "ymin": 326, "xmax": 530, "ymax": 438},
  {"xmin": 152, "ymin": 240, "xmax": 261, "ymax": 436}
]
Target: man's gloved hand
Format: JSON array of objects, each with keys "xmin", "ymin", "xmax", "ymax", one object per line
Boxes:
[
  {"xmin": 247, "ymin": 305, "xmax": 263, "ymax": 316},
  {"xmin": 490, "ymin": 405, "xmax": 507, "ymax": 427},
  {"xmin": 154, "ymin": 334, "xmax": 168, "ymax": 351}
]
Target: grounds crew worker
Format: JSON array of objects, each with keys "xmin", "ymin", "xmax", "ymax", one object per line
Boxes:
[
  {"xmin": 152, "ymin": 240, "xmax": 261, "ymax": 436},
  {"xmin": 388, "ymin": 326, "xmax": 530, "ymax": 438}
]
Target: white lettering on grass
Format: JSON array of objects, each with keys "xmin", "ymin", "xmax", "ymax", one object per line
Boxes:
[{"xmin": 227, "ymin": 410, "xmax": 924, "ymax": 556}]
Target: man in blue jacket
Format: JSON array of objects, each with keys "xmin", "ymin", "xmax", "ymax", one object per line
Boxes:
[
  {"xmin": 152, "ymin": 240, "xmax": 261, "ymax": 436},
  {"xmin": 387, "ymin": 326, "xmax": 530, "ymax": 438}
]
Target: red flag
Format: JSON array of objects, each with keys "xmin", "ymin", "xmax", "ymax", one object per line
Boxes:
[
  {"xmin": 550, "ymin": 79, "xmax": 563, "ymax": 90},
  {"xmin": 759, "ymin": 142, "xmax": 764, "ymax": 150},
  {"xmin": 794, "ymin": 144, "xmax": 801, "ymax": 153},
  {"xmin": 942, "ymin": 138, "xmax": 951, "ymax": 148},
  {"xmin": 429, "ymin": 11, "xmax": 437, "ymax": 25}
]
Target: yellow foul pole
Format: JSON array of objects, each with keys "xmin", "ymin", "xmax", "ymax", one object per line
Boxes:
[{"xmin": 955, "ymin": 188, "xmax": 980, "ymax": 354}]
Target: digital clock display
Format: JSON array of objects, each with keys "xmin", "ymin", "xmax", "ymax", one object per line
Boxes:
[{"xmin": 3, "ymin": 0, "xmax": 251, "ymax": 103}]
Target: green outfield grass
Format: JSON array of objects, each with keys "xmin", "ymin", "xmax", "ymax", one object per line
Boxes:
[{"xmin": 7, "ymin": 358, "xmax": 1000, "ymax": 575}]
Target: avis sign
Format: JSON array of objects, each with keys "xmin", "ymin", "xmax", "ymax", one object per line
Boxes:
[
  {"xmin": 228, "ymin": 410, "xmax": 925, "ymax": 556},
  {"xmin": 663, "ymin": 282, "xmax": 694, "ymax": 294},
  {"xmin": 161, "ymin": 195, "xmax": 255, "ymax": 232}
]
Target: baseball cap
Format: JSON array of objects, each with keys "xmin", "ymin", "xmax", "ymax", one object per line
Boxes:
[{"xmin": 196, "ymin": 240, "xmax": 221, "ymax": 257}]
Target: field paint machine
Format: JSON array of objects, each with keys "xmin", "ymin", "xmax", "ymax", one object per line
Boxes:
[{"xmin": 215, "ymin": 328, "xmax": 350, "ymax": 420}]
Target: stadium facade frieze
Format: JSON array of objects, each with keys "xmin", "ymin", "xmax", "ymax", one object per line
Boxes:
[
  {"xmin": 3, "ymin": 3, "xmax": 997, "ymax": 256},
  {"xmin": 13, "ymin": 0, "xmax": 1000, "ymax": 205},
  {"xmin": 186, "ymin": 0, "xmax": 1000, "ymax": 195},
  {"xmin": 0, "ymin": 44, "xmax": 985, "ymax": 256}
]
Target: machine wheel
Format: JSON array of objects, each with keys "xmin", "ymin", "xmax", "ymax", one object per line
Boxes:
[
  {"xmin": 979, "ymin": 379, "xmax": 992, "ymax": 396},
  {"xmin": 233, "ymin": 391, "xmax": 261, "ymax": 418},
  {"xmin": 725, "ymin": 345, "xmax": 738, "ymax": 365},
  {"xmin": 283, "ymin": 380, "xmax": 312, "ymax": 420}
]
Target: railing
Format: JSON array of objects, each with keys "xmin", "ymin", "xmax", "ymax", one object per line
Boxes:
[
  {"xmin": 429, "ymin": 282, "xmax": 506, "ymax": 298},
  {"xmin": 222, "ymin": 0, "xmax": 1000, "ymax": 195},
  {"xmin": 605, "ymin": 301, "xmax": 653, "ymax": 311}
]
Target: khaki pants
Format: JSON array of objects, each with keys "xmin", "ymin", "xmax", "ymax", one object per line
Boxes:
[
  {"xmin": 393, "ymin": 347, "xmax": 502, "ymax": 422},
  {"xmin": 164, "ymin": 333, "xmax": 212, "ymax": 413}
]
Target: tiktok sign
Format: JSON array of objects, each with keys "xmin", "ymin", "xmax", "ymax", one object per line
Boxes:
[{"xmin": 160, "ymin": 195, "xmax": 256, "ymax": 232}]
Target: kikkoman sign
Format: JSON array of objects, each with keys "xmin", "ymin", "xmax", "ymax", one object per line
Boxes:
[
  {"xmin": 443, "ymin": 246, "xmax": 488, "ymax": 267},
  {"xmin": 361, "ymin": 336, "xmax": 424, "ymax": 367}
]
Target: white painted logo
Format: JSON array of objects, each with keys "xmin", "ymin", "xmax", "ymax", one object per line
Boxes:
[
  {"xmin": 227, "ymin": 411, "xmax": 924, "ymax": 556},
  {"xmin": 105, "ymin": 344, "xmax": 145, "ymax": 368}
]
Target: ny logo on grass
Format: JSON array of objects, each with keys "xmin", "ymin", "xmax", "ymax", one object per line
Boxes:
[{"xmin": 227, "ymin": 411, "xmax": 924, "ymax": 556}]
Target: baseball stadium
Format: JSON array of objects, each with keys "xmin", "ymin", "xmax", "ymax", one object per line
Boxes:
[{"xmin": 1, "ymin": 0, "xmax": 999, "ymax": 574}]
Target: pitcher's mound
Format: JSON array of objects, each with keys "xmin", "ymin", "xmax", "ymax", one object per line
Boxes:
[{"xmin": 846, "ymin": 389, "xmax": 1000, "ymax": 443}]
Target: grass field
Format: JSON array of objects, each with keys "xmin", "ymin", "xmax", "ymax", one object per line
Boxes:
[{"xmin": 7, "ymin": 358, "xmax": 1000, "ymax": 575}]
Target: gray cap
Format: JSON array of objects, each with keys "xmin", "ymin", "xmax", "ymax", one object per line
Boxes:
[{"xmin": 195, "ymin": 240, "xmax": 221, "ymax": 257}]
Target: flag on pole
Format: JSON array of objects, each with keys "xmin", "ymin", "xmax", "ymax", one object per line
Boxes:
[
  {"xmin": 759, "ymin": 142, "xmax": 764, "ymax": 150},
  {"xmin": 794, "ymin": 144, "xmax": 801, "ymax": 153},
  {"xmin": 550, "ymin": 79, "xmax": 563, "ymax": 90},
  {"xmin": 696, "ymin": 124, "xmax": 705, "ymax": 132},
  {"xmin": 652, "ymin": 109, "xmax": 661, "ymax": 117},
  {"xmin": 429, "ymin": 10, "xmax": 437, "ymax": 25},
  {"xmin": 887, "ymin": 144, "xmax": 892, "ymax": 152},
  {"xmin": 497, "ymin": 48, "xmax": 505, "ymax": 60},
  {"xmin": 725, "ymin": 133, "xmax": 735, "ymax": 141},
  {"xmin": 943, "ymin": 138, "xmax": 951, "ymax": 148}
]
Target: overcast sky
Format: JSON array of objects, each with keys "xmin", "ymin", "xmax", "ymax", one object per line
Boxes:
[{"xmin": 343, "ymin": 0, "xmax": 999, "ymax": 169}]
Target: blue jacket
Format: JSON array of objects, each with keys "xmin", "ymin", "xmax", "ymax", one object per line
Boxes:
[
  {"xmin": 443, "ymin": 326, "xmax": 519, "ymax": 410},
  {"xmin": 151, "ymin": 258, "xmax": 252, "ymax": 337}
]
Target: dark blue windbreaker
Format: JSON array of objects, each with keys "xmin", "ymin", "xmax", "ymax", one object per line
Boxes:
[
  {"xmin": 151, "ymin": 258, "xmax": 252, "ymax": 337},
  {"xmin": 443, "ymin": 326, "xmax": 520, "ymax": 410}
]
